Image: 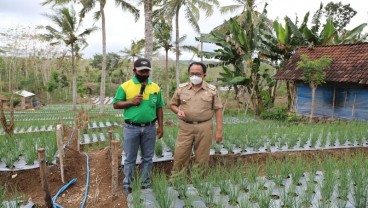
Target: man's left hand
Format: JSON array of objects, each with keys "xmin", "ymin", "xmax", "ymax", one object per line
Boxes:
[
  {"xmin": 215, "ymin": 130, "xmax": 222, "ymax": 143},
  {"xmin": 157, "ymin": 127, "xmax": 164, "ymax": 139}
]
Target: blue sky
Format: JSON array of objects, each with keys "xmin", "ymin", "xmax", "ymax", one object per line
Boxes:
[{"xmin": 1, "ymin": 0, "xmax": 367, "ymax": 60}]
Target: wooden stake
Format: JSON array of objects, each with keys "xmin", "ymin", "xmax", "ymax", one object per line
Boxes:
[
  {"xmin": 38, "ymin": 148, "xmax": 53, "ymax": 208},
  {"xmin": 111, "ymin": 140, "xmax": 119, "ymax": 200},
  {"xmin": 108, "ymin": 130, "xmax": 112, "ymax": 160},
  {"xmin": 76, "ymin": 129, "xmax": 80, "ymax": 152},
  {"xmin": 352, "ymin": 94, "xmax": 357, "ymax": 117},
  {"xmin": 332, "ymin": 87, "xmax": 336, "ymax": 119},
  {"xmin": 56, "ymin": 124, "xmax": 65, "ymax": 183}
]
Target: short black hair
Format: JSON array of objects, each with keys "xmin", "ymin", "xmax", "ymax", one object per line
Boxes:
[{"xmin": 188, "ymin": 62, "xmax": 207, "ymax": 74}]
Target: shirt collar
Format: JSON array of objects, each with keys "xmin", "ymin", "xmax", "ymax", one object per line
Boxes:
[
  {"xmin": 188, "ymin": 81, "xmax": 207, "ymax": 90},
  {"xmin": 133, "ymin": 76, "xmax": 152, "ymax": 84}
]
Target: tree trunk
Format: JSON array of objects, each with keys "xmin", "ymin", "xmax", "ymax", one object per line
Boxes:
[
  {"xmin": 270, "ymin": 80, "xmax": 278, "ymax": 104},
  {"xmin": 286, "ymin": 81, "xmax": 292, "ymax": 110},
  {"xmin": 254, "ymin": 84, "xmax": 264, "ymax": 115},
  {"xmin": 175, "ymin": 7, "xmax": 180, "ymax": 87},
  {"xmin": 165, "ymin": 49, "xmax": 170, "ymax": 101},
  {"xmin": 144, "ymin": 0, "xmax": 153, "ymax": 60},
  {"xmin": 310, "ymin": 86, "xmax": 316, "ymax": 123},
  {"xmin": 71, "ymin": 44, "xmax": 77, "ymax": 111},
  {"xmin": 200, "ymin": 34, "xmax": 203, "ymax": 62},
  {"xmin": 99, "ymin": 3, "xmax": 107, "ymax": 115}
]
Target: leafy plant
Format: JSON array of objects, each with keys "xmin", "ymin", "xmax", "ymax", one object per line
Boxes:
[
  {"xmin": 154, "ymin": 139, "xmax": 163, "ymax": 158},
  {"xmin": 131, "ymin": 169, "xmax": 144, "ymax": 208},
  {"xmin": 152, "ymin": 171, "xmax": 175, "ymax": 208},
  {"xmin": 291, "ymin": 157, "xmax": 304, "ymax": 185},
  {"xmin": 172, "ymin": 172, "xmax": 188, "ymax": 200}
]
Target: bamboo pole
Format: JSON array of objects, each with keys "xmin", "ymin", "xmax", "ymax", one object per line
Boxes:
[
  {"xmin": 332, "ymin": 87, "xmax": 336, "ymax": 119},
  {"xmin": 56, "ymin": 124, "xmax": 65, "ymax": 183},
  {"xmin": 76, "ymin": 129, "xmax": 80, "ymax": 152},
  {"xmin": 108, "ymin": 130, "xmax": 112, "ymax": 160},
  {"xmin": 352, "ymin": 94, "xmax": 357, "ymax": 117},
  {"xmin": 111, "ymin": 140, "xmax": 119, "ymax": 200},
  {"xmin": 37, "ymin": 148, "xmax": 53, "ymax": 208}
]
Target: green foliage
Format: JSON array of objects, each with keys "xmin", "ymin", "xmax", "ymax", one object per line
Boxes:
[
  {"xmin": 324, "ymin": 2, "xmax": 357, "ymax": 32},
  {"xmin": 47, "ymin": 70, "xmax": 69, "ymax": 93},
  {"xmin": 120, "ymin": 39, "xmax": 145, "ymax": 61},
  {"xmin": 260, "ymin": 107, "xmax": 288, "ymax": 121},
  {"xmin": 298, "ymin": 54, "xmax": 332, "ymax": 88},
  {"xmin": 152, "ymin": 171, "xmax": 175, "ymax": 208}
]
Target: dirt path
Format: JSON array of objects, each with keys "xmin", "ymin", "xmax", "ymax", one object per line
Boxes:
[{"xmin": 0, "ymin": 147, "xmax": 128, "ymax": 208}]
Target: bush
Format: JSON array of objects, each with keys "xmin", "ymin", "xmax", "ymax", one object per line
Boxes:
[{"xmin": 260, "ymin": 107, "xmax": 288, "ymax": 121}]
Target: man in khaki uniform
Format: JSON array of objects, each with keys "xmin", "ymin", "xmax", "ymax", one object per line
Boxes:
[{"xmin": 170, "ymin": 62, "xmax": 223, "ymax": 175}]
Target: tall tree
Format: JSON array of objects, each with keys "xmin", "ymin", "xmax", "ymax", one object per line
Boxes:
[
  {"xmin": 42, "ymin": 7, "xmax": 97, "ymax": 110},
  {"xmin": 159, "ymin": 0, "xmax": 219, "ymax": 86},
  {"xmin": 120, "ymin": 39, "xmax": 145, "ymax": 63},
  {"xmin": 143, "ymin": 0, "xmax": 153, "ymax": 59},
  {"xmin": 153, "ymin": 17, "xmax": 173, "ymax": 99},
  {"xmin": 201, "ymin": 13, "xmax": 275, "ymax": 115},
  {"xmin": 324, "ymin": 2, "xmax": 357, "ymax": 32},
  {"xmin": 43, "ymin": 0, "xmax": 139, "ymax": 114},
  {"xmin": 80, "ymin": 0, "xmax": 139, "ymax": 114},
  {"xmin": 297, "ymin": 55, "xmax": 332, "ymax": 123}
]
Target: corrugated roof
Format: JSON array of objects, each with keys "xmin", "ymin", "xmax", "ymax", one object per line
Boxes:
[{"xmin": 274, "ymin": 43, "xmax": 368, "ymax": 85}]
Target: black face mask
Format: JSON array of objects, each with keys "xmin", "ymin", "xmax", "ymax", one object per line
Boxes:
[{"xmin": 135, "ymin": 74, "xmax": 149, "ymax": 83}]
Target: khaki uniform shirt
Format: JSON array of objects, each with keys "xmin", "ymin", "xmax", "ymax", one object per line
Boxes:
[{"xmin": 171, "ymin": 81, "xmax": 223, "ymax": 122}]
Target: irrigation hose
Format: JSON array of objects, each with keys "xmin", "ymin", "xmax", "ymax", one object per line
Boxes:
[
  {"xmin": 52, "ymin": 152, "xmax": 90, "ymax": 208},
  {"xmin": 52, "ymin": 178, "xmax": 77, "ymax": 208},
  {"xmin": 80, "ymin": 152, "xmax": 90, "ymax": 208}
]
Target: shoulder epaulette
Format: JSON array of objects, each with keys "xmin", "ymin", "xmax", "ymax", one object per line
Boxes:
[
  {"xmin": 208, "ymin": 84, "xmax": 216, "ymax": 91},
  {"xmin": 179, "ymin": 82, "xmax": 189, "ymax": 88}
]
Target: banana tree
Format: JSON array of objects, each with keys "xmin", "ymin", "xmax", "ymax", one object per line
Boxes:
[{"xmin": 200, "ymin": 14, "xmax": 275, "ymax": 115}]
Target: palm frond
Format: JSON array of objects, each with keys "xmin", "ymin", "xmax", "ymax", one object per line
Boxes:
[{"xmin": 115, "ymin": 0, "xmax": 140, "ymax": 21}]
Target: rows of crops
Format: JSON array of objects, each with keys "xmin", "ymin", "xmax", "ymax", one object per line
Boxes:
[
  {"xmin": 1, "ymin": 104, "xmax": 368, "ymax": 207},
  {"xmin": 128, "ymin": 153, "xmax": 368, "ymax": 208}
]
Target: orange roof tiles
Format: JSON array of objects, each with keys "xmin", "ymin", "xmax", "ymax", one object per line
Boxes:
[{"xmin": 274, "ymin": 43, "xmax": 368, "ymax": 85}]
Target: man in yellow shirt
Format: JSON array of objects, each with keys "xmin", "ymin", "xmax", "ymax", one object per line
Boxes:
[{"xmin": 113, "ymin": 58, "xmax": 164, "ymax": 194}]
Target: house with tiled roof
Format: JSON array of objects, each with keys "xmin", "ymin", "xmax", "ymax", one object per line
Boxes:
[{"xmin": 274, "ymin": 43, "xmax": 368, "ymax": 120}]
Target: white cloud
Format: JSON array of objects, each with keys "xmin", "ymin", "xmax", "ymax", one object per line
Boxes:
[{"xmin": 1, "ymin": 0, "xmax": 367, "ymax": 60}]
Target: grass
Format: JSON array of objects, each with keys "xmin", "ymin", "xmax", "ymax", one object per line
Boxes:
[
  {"xmin": 0, "ymin": 184, "xmax": 26, "ymax": 208},
  {"xmin": 290, "ymin": 157, "xmax": 304, "ymax": 185},
  {"xmin": 351, "ymin": 155, "xmax": 368, "ymax": 208},
  {"xmin": 203, "ymin": 185, "xmax": 216, "ymax": 207},
  {"xmin": 151, "ymin": 171, "xmax": 175, "ymax": 208},
  {"xmin": 130, "ymin": 169, "xmax": 144, "ymax": 208},
  {"xmin": 154, "ymin": 139, "xmax": 163, "ymax": 158},
  {"xmin": 320, "ymin": 157, "xmax": 337, "ymax": 203},
  {"xmin": 172, "ymin": 171, "xmax": 188, "ymax": 200}
]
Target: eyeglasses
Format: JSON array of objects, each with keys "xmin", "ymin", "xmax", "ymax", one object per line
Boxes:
[{"xmin": 189, "ymin": 73, "xmax": 203, "ymax": 76}]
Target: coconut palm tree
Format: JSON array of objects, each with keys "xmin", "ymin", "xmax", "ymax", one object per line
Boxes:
[
  {"xmin": 80, "ymin": 0, "xmax": 139, "ymax": 114},
  {"xmin": 143, "ymin": 0, "xmax": 153, "ymax": 59},
  {"xmin": 42, "ymin": 6, "xmax": 97, "ymax": 110},
  {"xmin": 43, "ymin": 0, "xmax": 139, "ymax": 114},
  {"xmin": 158, "ymin": 0, "xmax": 219, "ymax": 86},
  {"xmin": 120, "ymin": 39, "xmax": 145, "ymax": 63},
  {"xmin": 153, "ymin": 17, "xmax": 172, "ymax": 99}
]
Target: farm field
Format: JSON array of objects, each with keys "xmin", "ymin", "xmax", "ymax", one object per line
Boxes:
[{"xmin": 1, "ymin": 104, "xmax": 368, "ymax": 207}]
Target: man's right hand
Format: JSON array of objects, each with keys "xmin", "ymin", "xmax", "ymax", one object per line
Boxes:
[
  {"xmin": 131, "ymin": 95, "xmax": 143, "ymax": 106},
  {"xmin": 177, "ymin": 110, "xmax": 186, "ymax": 119}
]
